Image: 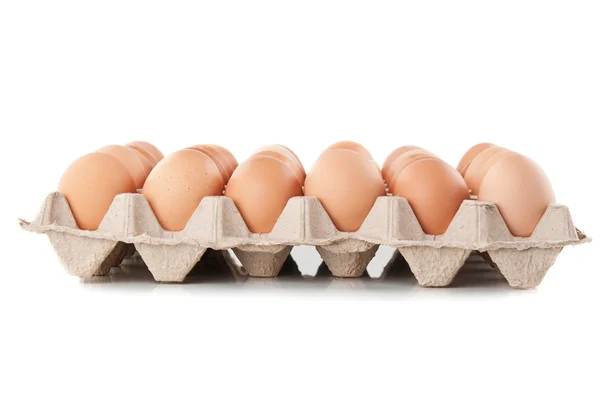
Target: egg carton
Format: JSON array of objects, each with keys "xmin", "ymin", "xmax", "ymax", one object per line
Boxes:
[{"xmin": 19, "ymin": 192, "xmax": 590, "ymax": 288}]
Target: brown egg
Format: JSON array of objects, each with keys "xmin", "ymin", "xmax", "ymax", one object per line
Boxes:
[
  {"xmin": 252, "ymin": 147, "xmax": 305, "ymax": 185},
  {"xmin": 126, "ymin": 141, "xmax": 164, "ymax": 166},
  {"xmin": 209, "ymin": 144, "xmax": 238, "ymax": 179},
  {"xmin": 203, "ymin": 144, "xmax": 235, "ymax": 179},
  {"xmin": 254, "ymin": 144, "xmax": 306, "ymax": 180},
  {"xmin": 382, "ymin": 145, "xmax": 423, "ymax": 182},
  {"xmin": 325, "ymin": 141, "xmax": 381, "ymax": 175},
  {"xmin": 96, "ymin": 145, "xmax": 147, "ymax": 189},
  {"xmin": 58, "ymin": 153, "xmax": 136, "ymax": 230},
  {"xmin": 463, "ymin": 147, "xmax": 512, "ymax": 195},
  {"xmin": 142, "ymin": 149, "xmax": 224, "ymax": 231},
  {"xmin": 478, "ymin": 153, "xmax": 555, "ymax": 237},
  {"xmin": 392, "ymin": 158, "xmax": 470, "ymax": 235},
  {"xmin": 304, "ymin": 149, "xmax": 386, "ymax": 232},
  {"xmin": 225, "ymin": 155, "xmax": 303, "ymax": 233},
  {"xmin": 326, "ymin": 141, "xmax": 373, "ymax": 159},
  {"xmin": 126, "ymin": 144, "xmax": 157, "ymax": 166},
  {"xmin": 386, "ymin": 149, "xmax": 437, "ymax": 191},
  {"xmin": 187, "ymin": 145, "xmax": 229, "ymax": 185},
  {"xmin": 457, "ymin": 142, "xmax": 496, "ymax": 176},
  {"xmin": 130, "ymin": 148, "xmax": 153, "ymax": 182}
]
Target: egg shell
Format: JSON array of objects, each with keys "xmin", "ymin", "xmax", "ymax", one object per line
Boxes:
[
  {"xmin": 325, "ymin": 141, "xmax": 381, "ymax": 175},
  {"xmin": 478, "ymin": 153, "xmax": 555, "ymax": 237},
  {"xmin": 96, "ymin": 145, "xmax": 147, "ymax": 188},
  {"xmin": 326, "ymin": 141, "xmax": 373, "ymax": 159},
  {"xmin": 58, "ymin": 152, "xmax": 137, "ymax": 230},
  {"xmin": 204, "ymin": 144, "xmax": 235, "ymax": 179},
  {"xmin": 463, "ymin": 147, "xmax": 512, "ymax": 195},
  {"xmin": 382, "ymin": 145, "xmax": 423, "ymax": 182},
  {"xmin": 251, "ymin": 150, "xmax": 304, "ymax": 185},
  {"xmin": 208, "ymin": 144, "xmax": 238, "ymax": 178},
  {"xmin": 457, "ymin": 142, "xmax": 496, "ymax": 176},
  {"xmin": 304, "ymin": 149, "xmax": 386, "ymax": 232},
  {"xmin": 127, "ymin": 145, "xmax": 157, "ymax": 167},
  {"xmin": 224, "ymin": 155, "xmax": 303, "ymax": 233},
  {"xmin": 126, "ymin": 141, "xmax": 164, "ymax": 166},
  {"xmin": 392, "ymin": 157, "xmax": 470, "ymax": 235},
  {"xmin": 187, "ymin": 145, "xmax": 229, "ymax": 185},
  {"xmin": 130, "ymin": 147, "xmax": 153, "ymax": 181},
  {"xmin": 142, "ymin": 149, "xmax": 224, "ymax": 231},
  {"xmin": 386, "ymin": 149, "xmax": 437, "ymax": 190},
  {"xmin": 254, "ymin": 144, "xmax": 306, "ymax": 179}
]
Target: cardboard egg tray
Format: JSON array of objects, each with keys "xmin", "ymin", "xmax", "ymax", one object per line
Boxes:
[{"xmin": 20, "ymin": 192, "xmax": 590, "ymax": 288}]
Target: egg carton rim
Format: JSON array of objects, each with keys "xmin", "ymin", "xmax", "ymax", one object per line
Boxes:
[
  {"xmin": 19, "ymin": 192, "xmax": 590, "ymax": 251},
  {"xmin": 19, "ymin": 220, "xmax": 590, "ymax": 251}
]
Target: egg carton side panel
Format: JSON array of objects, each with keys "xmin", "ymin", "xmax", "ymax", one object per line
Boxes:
[
  {"xmin": 38, "ymin": 192, "xmax": 78, "ymax": 229},
  {"xmin": 317, "ymin": 244, "xmax": 378, "ymax": 277},
  {"xmin": 183, "ymin": 196, "xmax": 220, "ymax": 243},
  {"xmin": 47, "ymin": 231, "xmax": 121, "ymax": 278},
  {"xmin": 529, "ymin": 205, "xmax": 579, "ymax": 242},
  {"xmin": 97, "ymin": 193, "xmax": 133, "ymax": 235},
  {"xmin": 356, "ymin": 196, "xmax": 394, "ymax": 240},
  {"xmin": 474, "ymin": 202, "xmax": 582, "ymax": 248},
  {"xmin": 268, "ymin": 197, "xmax": 307, "ymax": 242},
  {"xmin": 384, "ymin": 197, "xmax": 428, "ymax": 241},
  {"xmin": 302, "ymin": 197, "xmax": 341, "ymax": 241},
  {"xmin": 439, "ymin": 200, "xmax": 481, "ymax": 246},
  {"xmin": 127, "ymin": 194, "xmax": 166, "ymax": 238},
  {"xmin": 217, "ymin": 197, "xmax": 253, "ymax": 241},
  {"xmin": 476, "ymin": 201, "xmax": 516, "ymax": 244},
  {"xmin": 94, "ymin": 242, "xmax": 132, "ymax": 276},
  {"xmin": 135, "ymin": 243, "xmax": 207, "ymax": 282},
  {"xmin": 399, "ymin": 246, "xmax": 472, "ymax": 287},
  {"xmin": 485, "ymin": 247, "xmax": 562, "ymax": 289},
  {"xmin": 232, "ymin": 246, "xmax": 292, "ymax": 277}
]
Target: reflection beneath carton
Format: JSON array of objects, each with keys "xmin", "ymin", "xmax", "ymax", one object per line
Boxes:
[{"xmin": 78, "ymin": 248, "xmax": 533, "ymax": 296}]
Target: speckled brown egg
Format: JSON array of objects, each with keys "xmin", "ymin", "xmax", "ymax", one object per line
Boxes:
[
  {"xmin": 142, "ymin": 149, "xmax": 224, "ymax": 231},
  {"xmin": 58, "ymin": 152, "xmax": 137, "ymax": 230},
  {"xmin": 187, "ymin": 145, "xmax": 230, "ymax": 185},
  {"xmin": 225, "ymin": 155, "xmax": 303, "ymax": 233},
  {"xmin": 304, "ymin": 149, "xmax": 386, "ymax": 232},
  {"xmin": 478, "ymin": 153, "xmax": 555, "ymax": 237},
  {"xmin": 392, "ymin": 157, "xmax": 470, "ymax": 235},
  {"xmin": 96, "ymin": 145, "xmax": 147, "ymax": 189}
]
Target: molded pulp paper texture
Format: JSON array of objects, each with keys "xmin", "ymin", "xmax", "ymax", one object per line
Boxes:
[{"xmin": 20, "ymin": 192, "xmax": 590, "ymax": 288}]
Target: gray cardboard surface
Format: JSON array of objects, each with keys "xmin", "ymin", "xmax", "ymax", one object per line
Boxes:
[{"xmin": 20, "ymin": 192, "xmax": 590, "ymax": 288}]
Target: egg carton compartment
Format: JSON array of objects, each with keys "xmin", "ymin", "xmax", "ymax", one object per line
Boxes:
[{"xmin": 20, "ymin": 192, "xmax": 590, "ymax": 288}]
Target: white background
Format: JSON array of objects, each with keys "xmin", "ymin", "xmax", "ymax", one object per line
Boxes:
[{"xmin": 1, "ymin": 1, "xmax": 599, "ymax": 397}]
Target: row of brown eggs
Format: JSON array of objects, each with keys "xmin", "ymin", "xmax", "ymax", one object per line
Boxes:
[
  {"xmin": 380, "ymin": 143, "xmax": 555, "ymax": 236},
  {"xmin": 224, "ymin": 146, "xmax": 305, "ymax": 233},
  {"xmin": 380, "ymin": 146, "xmax": 470, "ymax": 235},
  {"xmin": 57, "ymin": 141, "xmax": 555, "ymax": 239},
  {"xmin": 457, "ymin": 143, "xmax": 555, "ymax": 237},
  {"xmin": 143, "ymin": 145, "xmax": 239, "ymax": 231},
  {"xmin": 143, "ymin": 144, "xmax": 307, "ymax": 232},
  {"xmin": 58, "ymin": 141, "xmax": 164, "ymax": 230}
]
